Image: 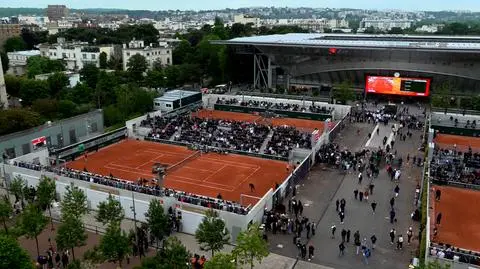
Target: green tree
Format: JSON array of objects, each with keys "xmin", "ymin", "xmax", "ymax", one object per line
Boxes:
[
  {"xmin": 99, "ymin": 52, "xmax": 108, "ymax": 69},
  {"xmin": 99, "ymin": 223, "xmax": 131, "ymax": 268},
  {"xmin": 19, "ymin": 78, "xmax": 50, "ymax": 105},
  {"xmin": 417, "ymin": 260, "xmax": 451, "ymax": 269},
  {"xmin": 0, "ymin": 234, "xmax": 34, "ymax": 269},
  {"xmin": 0, "ymin": 196, "xmax": 13, "ymax": 234},
  {"xmin": 56, "ymin": 215, "xmax": 88, "ymax": 261},
  {"xmin": 4, "ymin": 75, "xmax": 21, "ymax": 97},
  {"xmin": 94, "ymin": 71, "xmax": 117, "ymax": 108},
  {"xmin": 79, "ymin": 64, "xmax": 100, "ymax": 89},
  {"xmin": 9, "ymin": 176, "xmax": 26, "ymax": 209},
  {"xmin": 103, "ymin": 104, "xmax": 123, "ymax": 126},
  {"xmin": 47, "ymin": 72, "xmax": 70, "ymax": 96},
  {"xmin": 36, "ymin": 176, "xmax": 56, "ymax": 231},
  {"xmin": 127, "ymin": 54, "xmax": 148, "ymax": 82},
  {"xmin": 58, "ymin": 100, "xmax": 79, "ymax": 118},
  {"xmin": 136, "ymin": 236, "xmax": 190, "ymax": 269},
  {"xmin": 333, "ymin": 81, "xmax": 355, "ymax": 104},
  {"xmin": 26, "ymin": 56, "xmax": 65, "ymax": 78},
  {"xmin": 96, "ymin": 194, "xmax": 124, "ymax": 226},
  {"xmin": 3, "ymin": 36, "xmax": 27, "ymax": 52},
  {"xmin": 145, "ymin": 199, "xmax": 169, "ymax": 248},
  {"xmin": 20, "ymin": 204, "xmax": 48, "ymax": 256},
  {"xmin": 31, "ymin": 98, "xmax": 59, "ymax": 119},
  {"xmin": 61, "ymin": 183, "xmax": 88, "ymax": 218},
  {"xmin": 65, "ymin": 83, "xmax": 94, "ymax": 105},
  {"xmin": 195, "ymin": 209, "xmax": 230, "ymax": 257},
  {"xmin": 145, "ymin": 70, "xmax": 165, "ymax": 88},
  {"xmin": 233, "ymin": 223, "xmax": 269, "ymax": 269},
  {"xmin": 203, "ymin": 253, "xmax": 236, "ymax": 269},
  {"xmin": 0, "ymin": 109, "xmax": 43, "ymax": 136}
]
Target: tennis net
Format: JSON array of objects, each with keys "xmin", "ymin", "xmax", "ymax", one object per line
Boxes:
[{"xmin": 167, "ymin": 151, "xmax": 202, "ymax": 173}]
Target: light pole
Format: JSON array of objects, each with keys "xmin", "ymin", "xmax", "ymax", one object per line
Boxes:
[{"xmin": 130, "ymin": 191, "xmax": 138, "ymax": 244}]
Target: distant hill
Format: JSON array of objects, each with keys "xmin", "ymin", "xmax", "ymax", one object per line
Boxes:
[{"xmin": 0, "ymin": 7, "xmax": 45, "ymax": 17}]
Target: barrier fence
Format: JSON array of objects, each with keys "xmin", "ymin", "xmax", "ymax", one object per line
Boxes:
[{"xmin": 271, "ymin": 153, "xmax": 312, "ymax": 210}]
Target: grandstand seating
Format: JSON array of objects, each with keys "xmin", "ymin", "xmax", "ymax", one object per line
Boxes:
[
  {"xmin": 430, "ymin": 148, "xmax": 480, "ymax": 187},
  {"xmin": 216, "ymin": 97, "xmax": 333, "ymax": 114}
]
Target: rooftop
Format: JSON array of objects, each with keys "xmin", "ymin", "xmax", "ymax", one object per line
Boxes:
[
  {"xmin": 154, "ymin": 90, "xmax": 199, "ymax": 102},
  {"xmin": 7, "ymin": 50, "xmax": 41, "ymax": 56},
  {"xmin": 212, "ymin": 33, "xmax": 480, "ymax": 51}
]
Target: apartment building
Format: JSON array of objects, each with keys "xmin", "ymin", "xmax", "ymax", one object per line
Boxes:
[
  {"xmin": 361, "ymin": 18, "xmax": 413, "ymax": 30},
  {"xmin": 39, "ymin": 38, "xmax": 115, "ymax": 71},
  {"xmin": 7, "ymin": 50, "xmax": 41, "ymax": 76},
  {"xmin": 46, "ymin": 5, "xmax": 69, "ymax": 21},
  {"xmin": 122, "ymin": 39, "xmax": 172, "ymax": 71},
  {"xmin": 0, "ymin": 23, "xmax": 21, "ymax": 49}
]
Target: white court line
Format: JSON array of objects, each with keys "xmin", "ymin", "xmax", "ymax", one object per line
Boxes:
[
  {"xmin": 167, "ymin": 177, "xmax": 234, "ymax": 192},
  {"xmin": 142, "ymin": 149, "xmax": 190, "ymax": 157},
  {"xmin": 135, "ymin": 153, "xmax": 165, "ymax": 169},
  {"xmin": 235, "ymin": 166, "xmax": 261, "ymax": 189},
  {"xmin": 169, "ymin": 174, "xmax": 234, "ymax": 189},
  {"xmin": 177, "ymin": 166, "xmax": 215, "ymax": 173},
  {"xmin": 201, "ymin": 157, "xmax": 260, "ymax": 169},
  {"xmin": 365, "ymin": 123, "xmax": 379, "ymax": 148},
  {"xmin": 104, "ymin": 164, "xmax": 153, "ymax": 178},
  {"xmin": 202, "ymin": 164, "xmax": 227, "ymax": 183}
]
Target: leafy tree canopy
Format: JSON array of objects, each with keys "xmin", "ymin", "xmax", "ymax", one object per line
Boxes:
[
  {"xmin": 0, "ymin": 235, "xmax": 34, "ymax": 269},
  {"xmin": 61, "ymin": 184, "xmax": 88, "ymax": 218},
  {"xmin": 3, "ymin": 36, "xmax": 26, "ymax": 52},
  {"xmin": 233, "ymin": 223, "xmax": 269, "ymax": 269},
  {"xmin": 195, "ymin": 209, "xmax": 230, "ymax": 257},
  {"xmin": 26, "ymin": 56, "xmax": 65, "ymax": 78},
  {"xmin": 203, "ymin": 253, "xmax": 236, "ymax": 269},
  {"xmin": 95, "ymin": 194, "xmax": 125, "ymax": 226},
  {"xmin": 56, "ymin": 215, "xmax": 88, "ymax": 261},
  {"xmin": 99, "ymin": 223, "xmax": 131, "ymax": 267}
]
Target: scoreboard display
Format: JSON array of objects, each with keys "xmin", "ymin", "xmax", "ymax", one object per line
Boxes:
[{"xmin": 366, "ymin": 76, "xmax": 431, "ymax": 97}]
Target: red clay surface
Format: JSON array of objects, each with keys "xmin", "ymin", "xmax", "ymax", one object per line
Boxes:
[
  {"xmin": 434, "ymin": 133, "xmax": 480, "ymax": 152},
  {"xmin": 194, "ymin": 109, "xmax": 325, "ymax": 133},
  {"xmin": 67, "ymin": 139, "xmax": 290, "ymax": 206},
  {"xmin": 430, "ymin": 185, "xmax": 480, "ymax": 252}
]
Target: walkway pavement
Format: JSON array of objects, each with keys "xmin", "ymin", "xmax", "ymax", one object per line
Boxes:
[{"xmin": 265, "ymin": 109, "xmax": 424, "ymax": 269}]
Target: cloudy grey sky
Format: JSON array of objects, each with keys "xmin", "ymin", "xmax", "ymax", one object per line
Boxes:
[{"xmin": 2, "ymin": 0, "xmax": 480, "ymax": 11}]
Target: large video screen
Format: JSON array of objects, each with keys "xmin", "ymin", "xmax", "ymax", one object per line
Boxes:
[{"xmin": 366, "ymin": 76, "xmax": 431, "ymax": 97}]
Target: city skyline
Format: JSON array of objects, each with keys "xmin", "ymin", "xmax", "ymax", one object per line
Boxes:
[{"xmin": 2, "ymin": 0, "xmax": 480, "ymax": 12}]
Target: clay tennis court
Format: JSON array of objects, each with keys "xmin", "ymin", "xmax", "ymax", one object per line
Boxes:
[
  {"xmin": 194, "ymin": 109, "xmax": 325, "ymax": 133},
  {"xmin": 66, "ymin": 139, "xmax": 291, "ymax": 205},
  {"xmin": 434, "ymin": 133, "xmax": 480, "ymax": 152},
  {"xmin": 430, "ymin": 185, "xmax": 480, "ymax": 252}
]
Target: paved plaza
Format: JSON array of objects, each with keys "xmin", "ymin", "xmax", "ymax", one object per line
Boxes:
[{"xmin": 266, "ymin": 109, "xmax": 424, "ymax": 269}]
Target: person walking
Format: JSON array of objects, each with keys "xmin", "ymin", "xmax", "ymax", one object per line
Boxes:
[
  {"xmin": 390, "ymin": 197, "xmax": 395, "ymax": 209},
  {"xmin": 339, "ymin": 211, "xmax": 345, "ymax": 224},
  {"xmin": 346, "ymin": 229, "xmax": 351, "ymax": 243},
  {"xmin": 436, "ymin": 212, "xmax": 442, "ymax": 225},
  {"xmin": 407, "ymin": 227, "xmax": 413, "ymax": 245},
  {"xmin": 339, "ymin": 242, "xmax": 346, "ymax": 256},
  {"xmin": 358, "ymin": 172, "xmax": 363, "ymax": 184},
  {"xmin": 354, "ymin": 189, "xmax": 359, "ymax": 199},
  {"xmin": 336, "ymin": 199, "xmax": 340, "ymax": 212},
  {"xmin": 331, "ymin": 224, "xmax": 337, "ymax": 239},
  {"xmin": 299, "ymin": 201, "xmax": 304, "ymax": 216},
  {"xmin": 359, "ymin": 191, "xmax": 364, "ymax": 202},
  {"xmin": 371, "ymin": 201, "xmax": 377, "ymax": 214},
  {"xmin": 306, "ymin": 222, "xmax": 311, "ymax": 239},
  {"xmin": 397, "ymin": 235, "xmax": 404, "ymax": 250},
  {"xmin": 394, "ymin": 185, "xmax": 400, "ymax": 197},
  {"xmin": 364, "ymin": 189, "xmax": 369, "ymax": 202},
  {"xmin": 301, "ymin": 244, "xmax": 307, "ymax": 259},
  {"xmin": 354, "ymin": 231, "xmax": 361, "ymax": 254},
  {"xmin": 363, "ymin": 248, "xmax": 371, "ymax": 265},
  {"xmin": 389, "ymin": 228, "xmax": 396, "ymax": 244},
  {"xmin": 341, "ymin": 229, "xmax": 347, "ymax": 243},
  {"xmin": 370, "ymin": 234, "xmax": 377, "ymax": 249},
  {"xmin": 435, "ymin": 189, "xmax": 442, "ymax": 201},
  {"xmin": 311, "ymin": 222, "xmax": 316, "ymax": 236},
  {"xmin": 369, "ymin": 183, "xmax": 374, "ymax": 194},
  {"xmin": 308, "ymin": 244, "xmax": 315, "ymax": 261},
  {"xmin": 340, "ymin": 200, "xmax": 346, "ymax": 213},
  {"xmin": 390, "ymin": 208, "xmax": 396, "ymax": 224}
]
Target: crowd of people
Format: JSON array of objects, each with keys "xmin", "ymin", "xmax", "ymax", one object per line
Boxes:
[
  {"xmin": 430, "ymin": 147, "xmax": 480, "ymax": 186},
  {"xmin": 216, "ymin": 98, "xmax": 333, "ymax": 114},
  {"xmin": 429, "ymin": 244, "xmax": 480, "ymax": 266},
  {"xmin": 265, "ymin": 126, "xmax": 312, "ymax": 158},
  {"xmin": 143, "ymin": 112, "xmax": 313, "ymax": 158},
  {"xmin": 13, "ymin": 161, "xmax": 250, "ymax": 215}
]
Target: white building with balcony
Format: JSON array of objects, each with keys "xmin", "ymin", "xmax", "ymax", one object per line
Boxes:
[
  {"xmin": 7, "ymin": 50, "xmax": 41, "ymax": 76},
  {"xmin": 39, "ymin": 38, "xmax": 115, "ymax": 71},
  {"xmin": 122, "ymin": 39, "xmax": 172, "ymax": 71}
]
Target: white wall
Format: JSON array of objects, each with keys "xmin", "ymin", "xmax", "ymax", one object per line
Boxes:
[{"xmin": 125, "ymin": 111, "xmax": 162, "ymax": 137}]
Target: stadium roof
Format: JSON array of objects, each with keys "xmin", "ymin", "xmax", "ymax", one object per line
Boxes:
[{"xmin": 212, "ymin": 33, "xmax": 480, "ymax": 51}]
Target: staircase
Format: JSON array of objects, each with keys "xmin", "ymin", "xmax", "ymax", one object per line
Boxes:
[{"xmin": 260, "ymin": 130, "xmax": 274, "ymax": 153}]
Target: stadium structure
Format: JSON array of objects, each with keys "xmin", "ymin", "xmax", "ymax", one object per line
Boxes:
[{"xmin": 213, "ymin": 33, "xmax": 480, "ymax": 93}]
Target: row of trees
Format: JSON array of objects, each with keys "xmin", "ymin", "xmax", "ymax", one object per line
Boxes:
[{"xmin": 0, "ymin": 175, "xmax": 269, "ymax": 269}]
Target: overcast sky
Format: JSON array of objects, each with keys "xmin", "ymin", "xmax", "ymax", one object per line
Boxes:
[{"xmin": 2, "ymin": 0, "xmax": 480, "ymax": 12}]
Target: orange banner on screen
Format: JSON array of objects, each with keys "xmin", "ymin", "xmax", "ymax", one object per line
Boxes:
[{"xmin": 365, "ymin": 76, "xmax": 431, "ymax": 97}]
